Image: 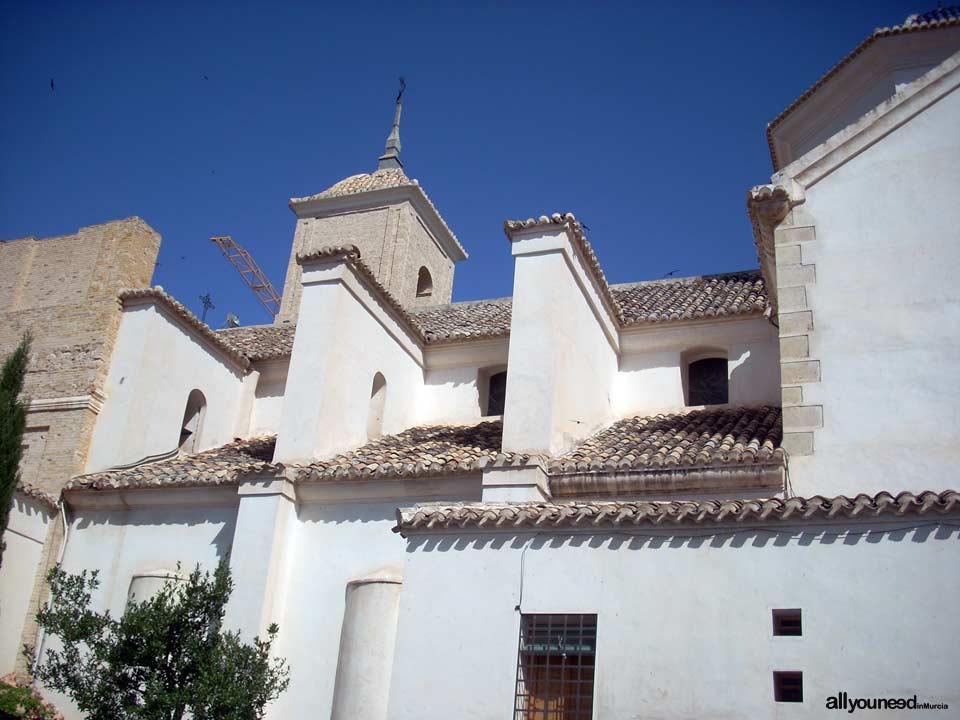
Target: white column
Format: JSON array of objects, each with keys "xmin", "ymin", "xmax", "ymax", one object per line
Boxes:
[
  {"xmin": 330, "ymin": 572, "xmax": 403, "ymax": 720},
  {"xmin": 224, "ymin": 479, "xmax": 295, "ymax": 640}
]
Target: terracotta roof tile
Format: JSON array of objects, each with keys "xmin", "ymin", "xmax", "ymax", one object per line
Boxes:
[
  {"xmin": 295, "ymin": 421, "xmax": 534, "ymax": 482},
  {"xmin": 66, "ymin": 437, "xmax": 278, "ymax": 491},
  {"xmin": 67, "ymin": 408, "xmax": 781, "ymax": 493},
  {"xmin": 549, "ymin": 406, "xmax": 784, "ymax": 474},
  {"xmin": 216, "ymin": 325, "xmax": 296, "ymax": 362},
  {"xmin": 395, "ymin": 490, "xmax": 960, "ymax": 534},
  {"xmin": 411, "ymin": 298, "xmax": 512, "ymax": 342},
  {"xmin": 612, "ymin": 271, "xmax": 767, "ymax": 325},
  {"xmin": 548, "ymin": 406, "xmax": 784, "ymax": 496},
  {"xmin": 292, "ymin": 168, "xmax": 414, "ymax": 201}
]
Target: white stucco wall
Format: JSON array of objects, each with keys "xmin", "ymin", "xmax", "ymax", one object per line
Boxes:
[
  {"xmin": 266, "ymin": 500, "xmax": 410, "ymax": 719},
  {"xmin": 249, "ymin": 360, "xmax": 288, "ymax": 437},
  {"xmin": 417, "ymin": 339, "xmax": 510, "ymax": 425},
  {"xmin": 388, "ymin": 521, "xmax": 960, "ymax": 719},
  {"xmin": 0, "ymin": 496, "xmax": 51, "ymax": 674},
  {"xmin": 275, "ymin": 261, "xmax": 425, "ymax": 462},
  {"xmin": 85, "ymin": 303, "xmax": 251, "ymax": 472},
  {"xmin": 785, "ymin": 83, "xmax": 960, "ymax": 496},
  {"xmin": 40, "ymin": 494, "xmax": 238, "ymax": 718},
  {"xmin": 614, "ymin": 318, "xmax": 780, "ymax": 418},
  {"xmin": 502, "ymin": 228, "xmax": 618, "ymax": 456}
]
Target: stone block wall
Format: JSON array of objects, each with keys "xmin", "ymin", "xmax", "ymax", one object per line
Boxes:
[{"xmin": 0, "ymin": 217, "xmax": 161, "ymax": 494}]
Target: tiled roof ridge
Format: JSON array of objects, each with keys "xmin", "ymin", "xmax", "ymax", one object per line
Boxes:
[
  {"xmin": 504, "ymin": 213, "xmax": 625, "ymax": 324},
  {"xmin": 610, "ymin": 268, "xmax": 762, "ymax": 290},
  {"xmin": 394, "ymin": 490, "xmax": 960, "ymax": 534},
  {"xmin": 215, "ymin": 324, "xmax": 296, "ymax": 362},
  {"xmin": 16, "ymin": 480, "xmax": 58, "ymax": 509},
  {"xmin": 410, "ymin": 295, "xmax": 512, "ymax": 312},
  {"xmin": 296, "ymin": 245, "xmax": 429, "ymax": 343},
  {"xmin": 119, "ymin": 287, "xmax": 251, "ymax": 370},
  {"xmin": 765, "ymin": 11, "xmax": 960, "ymax": 169}
]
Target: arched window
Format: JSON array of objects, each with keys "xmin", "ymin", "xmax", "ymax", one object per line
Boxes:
[
  {"xmin": 416, "ymin": 267, "xmax": 433, "ymax": 298},
  {"xmin": 179, "ymin": 389, "xmax": 207, "ymax": 453},
  {"xmin": 688, "ymin": 357, "xmax": 729, "ymax": 406},
  {"xmin": 367, "ymin": 372, "xmax": 387, "ymax": 440}
]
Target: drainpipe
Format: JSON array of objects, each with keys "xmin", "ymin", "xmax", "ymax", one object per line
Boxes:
[{"xmin": 32, "ymin": 497, "xmax": 70, "ymax": 675}]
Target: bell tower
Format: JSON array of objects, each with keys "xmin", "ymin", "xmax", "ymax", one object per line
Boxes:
[{"xmin": 277, "ymin": 82, "xmax": 467, "ymax": 324}]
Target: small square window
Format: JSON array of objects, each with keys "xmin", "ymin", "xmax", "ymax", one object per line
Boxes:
[
  {"xmin": 774, "ymin": 671, "xmax": 803, "ymax": 702},
  {"xmin": 773, "ymin": 609, "xmax": 802, "ymax": 636}
]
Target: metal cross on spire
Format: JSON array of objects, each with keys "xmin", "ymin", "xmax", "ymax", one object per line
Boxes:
[{"xmin": 378, "ymin": 77, "xmax": 405, "ymax": 170}]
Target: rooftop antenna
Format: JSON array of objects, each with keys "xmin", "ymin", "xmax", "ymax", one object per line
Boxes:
[
  {"xmin": 199, "ymin": 293, "xmax": 215, "ymax": 324},
  {"xmin": 378, "ymin": 77, "xmax": 405, "ymax": 170}
]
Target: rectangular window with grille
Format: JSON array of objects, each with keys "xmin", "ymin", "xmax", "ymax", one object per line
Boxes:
[{"xmin": 514, "ymin": 614, "xmax": 597, "ymax": 720}]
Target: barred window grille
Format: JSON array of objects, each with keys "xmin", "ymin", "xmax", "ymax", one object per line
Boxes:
[{"xmin": 514, "ymin": 614, "xmax": 597, "ymax": 720}]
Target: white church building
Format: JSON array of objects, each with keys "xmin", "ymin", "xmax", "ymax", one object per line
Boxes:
[{"xmin": 4, "ymin": 7, "xmax": 960, "ymax": 718}]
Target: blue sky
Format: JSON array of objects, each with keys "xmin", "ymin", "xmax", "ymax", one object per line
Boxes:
[{"xmin": 1, "ymin": 0, "xmax": 923, "ymax": 327}]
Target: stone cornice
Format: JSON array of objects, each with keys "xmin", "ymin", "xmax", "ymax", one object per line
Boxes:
[
  {"xmin": 119, "ymin": 287, "xmax": 251, "ymax": 372},
  {"xmin": 394, "ymin": 490, "xmax": 960, "ymax": 535},
  {"xmin": 747, "ymin": 184, "xmax": 802, "ymax": 317},
  {"xmin": 27, "ymin": 390, "xmax": 106, "ymax": 414}
]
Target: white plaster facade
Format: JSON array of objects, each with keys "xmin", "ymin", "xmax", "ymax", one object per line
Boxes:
[{"xmin": 4, "ymin": 13, "xmax": 960, "ymax": 719}]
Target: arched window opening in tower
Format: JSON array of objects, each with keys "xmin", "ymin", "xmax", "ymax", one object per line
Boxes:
[{"xmin": 416, "ymin": 267, "xmax": 433, "ymax": 298}]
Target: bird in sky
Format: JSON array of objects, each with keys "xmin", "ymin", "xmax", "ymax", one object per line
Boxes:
[
  {"xmin": 49, "ymin": 78, "xmax": 55, "ymax": 92},
  {"xmin": 663, "ymin": 269, "xmax": 679, "ymax": 277}
]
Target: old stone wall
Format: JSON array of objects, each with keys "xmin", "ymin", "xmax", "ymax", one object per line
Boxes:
[
  {"xmin": 0, "ymin": 217, "xmax": 160, "ymax": 495},
  {"xmin": 277, "ymin": 201, "xmax": 454, "ymax": 323},
  {"xmin": 398, "ymin": 206, "xmax": 454, "ymax": 308}
]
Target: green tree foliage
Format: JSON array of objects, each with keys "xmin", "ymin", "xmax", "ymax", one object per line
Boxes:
[
  {"xmin": 25, "ymin": 560, "xmax": 289, "ymax": 720},
  {"xmin": 0, "ymin": 333, "xmax": 31, "ymax": 569}
]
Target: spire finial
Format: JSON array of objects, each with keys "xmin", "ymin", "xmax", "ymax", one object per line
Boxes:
[{"xmin": 378, "ymin": 77, "xmax": 406, "ymax": 171}]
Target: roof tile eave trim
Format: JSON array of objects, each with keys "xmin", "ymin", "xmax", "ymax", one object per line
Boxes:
[
  {"xmin": 765, "ymin": 15, "xmax": 960, "ymax": 169},
  {"xmin": 119, "ymin": 288, "xmax": 251, "ymax": 370},
  {"xmin": 394, "ymin": 490, "xmax": 960, "ymax": 535},
  {"xmin": 548, "ymin": 461, "xmax": 785, "ymax": 498},
  {"xmin": 296, "ymin": 245, "xmax": 429, "ymax": 344},
  {"xmin": 503, "ymin": 213, "xmax": 624, "ymax": 325}
]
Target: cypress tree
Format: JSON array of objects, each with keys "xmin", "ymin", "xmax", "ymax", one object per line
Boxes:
[{"xmin": 0, "ymin": 333, "xmax": 31, "ymax": 569}]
